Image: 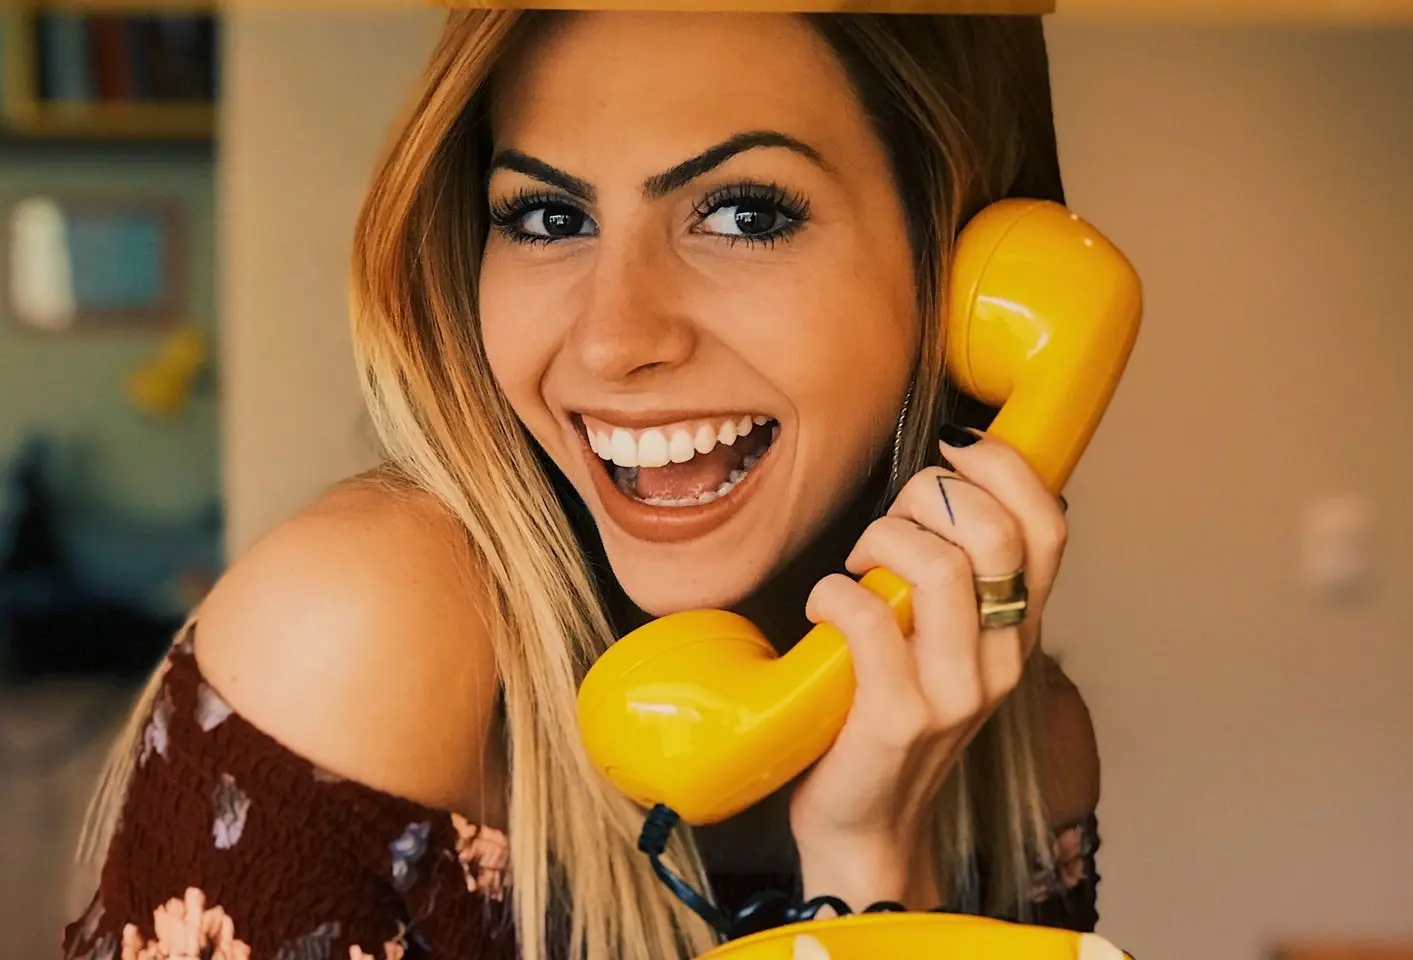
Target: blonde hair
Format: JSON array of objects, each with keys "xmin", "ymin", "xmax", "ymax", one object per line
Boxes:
[{"xmin": 80, "ymin": 11, "xmax": 1067, "ymax": 960}]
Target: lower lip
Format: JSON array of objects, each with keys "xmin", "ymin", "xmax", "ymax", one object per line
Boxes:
[{"xmin": 580, "ymin": 426, "xmax": 779, "ymax": 545}]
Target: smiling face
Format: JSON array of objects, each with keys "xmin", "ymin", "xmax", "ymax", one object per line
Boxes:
[{"xmin": 479, "ymin": 12, "xmax": 919, "ymax": 615}]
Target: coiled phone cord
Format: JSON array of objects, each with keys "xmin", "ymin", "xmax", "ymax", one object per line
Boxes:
[{"xmin": 638, "ymin": 804, "xmax": 923, "ymax": 942}]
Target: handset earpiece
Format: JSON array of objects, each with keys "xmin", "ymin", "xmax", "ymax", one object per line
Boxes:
[{"xmin": 947, "ymin": 198, "xmax": 1142, "ymax": 494}]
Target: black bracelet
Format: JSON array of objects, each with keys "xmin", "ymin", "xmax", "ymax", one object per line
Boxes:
[{"xmin": 636, "ymin": 805, "xmax": 960, "ymax": 941}]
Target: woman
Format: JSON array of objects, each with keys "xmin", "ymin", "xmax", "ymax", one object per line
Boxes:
[{"xmin": 64, "ymin": 9, "xmax": 1101, "ymax": 960}]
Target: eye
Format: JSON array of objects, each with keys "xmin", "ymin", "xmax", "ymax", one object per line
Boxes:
[
  {"xmin": 700, "ymin": 198, "xmax": 790, "ymax": 238},
  {"xmin": 489, "ymin": 191, "xmax": 597, "ymax": 245},
  {"xmin": 694, "ymin": 183, "xmax": 810, "ymax": 247},
  {"xmin": 519, "ymin": 203, "xmax": 594, "ymax": 240}
]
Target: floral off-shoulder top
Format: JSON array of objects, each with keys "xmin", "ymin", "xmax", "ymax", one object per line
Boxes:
[{"xmin": 63, "ymin": 637, "xmax": 1102, "ymax": 960}]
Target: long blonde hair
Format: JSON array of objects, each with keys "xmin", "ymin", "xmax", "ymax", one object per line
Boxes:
[{"xmin": 80, "ymin": 11, "xmax": 1068, "ymax": 960}]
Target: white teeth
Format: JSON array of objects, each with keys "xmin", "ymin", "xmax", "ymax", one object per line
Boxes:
[
  {"xmin": 610, "ymin": 429, "xmax": 638, "ymax": 468},
  {"xmin": 640, "ymin": 487, "xmax": 721, "ymax": 507},
  {"xmin": 693, "ymin": 424, "xmax": 716, "ymax": 454},
  {"xmin": 667, "ymin": 429, "xmax": 696, "ymax": 464},
  {"xmin": 588, "ymin": 415, "xmax": 777, "ymax": 472},
  {"xmin": 637, "ymin": 429, "xmax": 670, "ymax": 468}
]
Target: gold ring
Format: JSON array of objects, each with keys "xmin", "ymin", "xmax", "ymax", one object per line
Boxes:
[{"xmin": 974, "ymin": 570, "xmax": 1028, "ymax": 630}]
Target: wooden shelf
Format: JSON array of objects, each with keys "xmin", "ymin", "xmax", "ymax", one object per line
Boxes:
[
  {"xmin": 0, "ymin": 128, "xmax": 214, "ymax": 156},
  {"xmin": 17, "ymin": 2, "xmax": 212, "ymax": 9},
  {"xmin": 2, "ymin": 99, "xmax": 214, "ymax": 140},
  {"xmin": 1, "ymin": 4, "xmax": 218, "ymax": 143}
]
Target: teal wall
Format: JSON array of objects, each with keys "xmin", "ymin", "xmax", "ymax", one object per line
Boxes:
[{"xmin": 0, "ymin": 149, "xmax": 218, "ymax": 526}]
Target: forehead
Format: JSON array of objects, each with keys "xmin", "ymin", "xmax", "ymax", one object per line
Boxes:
[{"xmin": 488, "ymin": 13, "xmax": 865, "ymax": 160}]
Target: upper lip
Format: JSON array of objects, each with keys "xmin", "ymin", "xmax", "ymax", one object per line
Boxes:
[{"xmin": 572, "ymin": 407, "xmax": 774, "ymax": 430}]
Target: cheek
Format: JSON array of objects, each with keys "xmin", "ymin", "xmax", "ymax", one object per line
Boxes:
[
  {"xmin": 477, "ymin": 253, "xmax": 565, "ymax": 423},
  {"xmin": 727, "ymin": 260, "xmax": 915, "ymax": 429}
]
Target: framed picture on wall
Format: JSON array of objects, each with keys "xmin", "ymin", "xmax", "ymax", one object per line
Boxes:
[{"xmin": 0, "ymin": 193, "xmax": 188, "ymax": 334}]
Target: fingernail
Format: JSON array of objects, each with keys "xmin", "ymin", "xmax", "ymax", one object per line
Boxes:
[{"xmin": 938, "ymin": 423, "xmax": 981, "ymax": 448}]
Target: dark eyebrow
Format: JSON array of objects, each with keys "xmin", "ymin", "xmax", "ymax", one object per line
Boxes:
[
  {"xmin": 487, "ymin": 149, "xmax": 596, "ymax": 202},
  {"xmin": 641, "ymin": 130, "xmax": 831, "ymax": 199},
  {"xmin": 487, "ymin": 130, "xmax": 830, "ymax": 205}
]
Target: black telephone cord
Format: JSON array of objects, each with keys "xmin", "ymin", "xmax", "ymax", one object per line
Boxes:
[{"xmin": 638, "ymin": 804, "xmax": 932, "ymax": 943}]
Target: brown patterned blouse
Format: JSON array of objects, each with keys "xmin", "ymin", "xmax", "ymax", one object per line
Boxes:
[{"xmin": 61, "ymin": 638, "xmax": 1101, "ymax": 960}]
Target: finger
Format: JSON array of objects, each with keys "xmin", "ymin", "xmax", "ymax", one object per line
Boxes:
[
  {"xmin": 866, "ymin": 468, "xmax": 1028, "ymax": 704},
  {"xmin": 805, "ymin": 573, "xmax": 925, "ymax": 740},
  {"xmin": 934, "ymin": 431, "xmax": 1056, "ymax": 692},
  {"xmin": 867, "ymin": 466, "xmax": 1025, "ymax": 581},
  {"xmin": 936, "ymin": 430, "xmax": 1068, "ymax": 609},
  {"xmin": 843, "ymin": 517, "xmax": 988, "ymax": 728}
]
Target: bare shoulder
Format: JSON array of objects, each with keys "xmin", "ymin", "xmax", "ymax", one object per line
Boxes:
[
  {"xmin": 193, "ymin": 473, "xmax": 503, "ymax": 822},
  {"xmin": 1037, "ymin": 654, "xmax": 1101, "ymax": 827}
]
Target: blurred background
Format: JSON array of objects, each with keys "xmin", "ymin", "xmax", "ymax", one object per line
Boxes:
[{"xmin": 0, "ymin": 4, "xmax": 1408, "ymax": 960}]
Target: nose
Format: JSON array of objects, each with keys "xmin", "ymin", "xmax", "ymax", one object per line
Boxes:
[{"xmin": 568, "ymin": 235, "xmax": 697, "ymax": 384}]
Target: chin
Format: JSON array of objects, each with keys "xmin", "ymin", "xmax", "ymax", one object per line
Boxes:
[{"xmin": 603, "ymin": 544, "xmax": 783, "ymax": 619}]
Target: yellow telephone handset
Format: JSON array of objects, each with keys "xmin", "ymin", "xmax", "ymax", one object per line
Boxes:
[
  {"xmin": 578, "ymin": 198, "xmax": 1141, "ymax": 821},
  {"xmin": 576, "ymin": 198, "xmax": 1142, "ymax": 959}
]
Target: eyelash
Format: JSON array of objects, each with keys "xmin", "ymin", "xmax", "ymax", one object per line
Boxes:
[
  {"xmin": 487, "ymin": 188, "xmax": 566, "ymax": 246},
  {"xmin": 694, "ymin": 181, "xmax": 810, "ymax": 249},
  {"xmin": 487, "ymin": 181, "xmax": 811, "ymax": 249}
]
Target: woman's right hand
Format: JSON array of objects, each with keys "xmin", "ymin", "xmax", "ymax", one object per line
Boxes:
[{"xmin": 788, "ymin": 431, "xmax": 1069, "ymax": 911}]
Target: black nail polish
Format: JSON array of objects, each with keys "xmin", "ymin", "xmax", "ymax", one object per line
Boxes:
[{"xmin": 938, "ymin": 423, "xmax": 981, "ymax": 448}]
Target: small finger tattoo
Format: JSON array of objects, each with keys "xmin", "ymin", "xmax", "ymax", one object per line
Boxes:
[{"xmin": 936, "ymin": 475, "xmax": 956, "ymax": 525}]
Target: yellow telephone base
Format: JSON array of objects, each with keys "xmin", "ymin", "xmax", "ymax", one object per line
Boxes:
[{"xmin": 696, "ymin": 913, "xmax": 1132, "ymax": 960}]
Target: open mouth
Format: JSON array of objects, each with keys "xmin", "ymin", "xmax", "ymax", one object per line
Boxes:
[{"xmin": 577, "ymin": 413, "xmax": 780, "ymax": 509}]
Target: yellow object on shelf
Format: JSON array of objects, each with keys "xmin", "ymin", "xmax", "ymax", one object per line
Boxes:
[{"xmin": 126, "ymin": 324, "xmax": 208, "ymax": 419}]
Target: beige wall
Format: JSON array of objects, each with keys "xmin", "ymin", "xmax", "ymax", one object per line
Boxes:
[
  {"xmin": 220, "ymin": 10, "xmax": 446, "ymax": 554},
  {"xmin": 219, "ymin": 14, "xmax": 1413, "ymax": 960},
  {"xmin": 1039, "ymin": 20, "xmax": 1413, "ymax": 959}
]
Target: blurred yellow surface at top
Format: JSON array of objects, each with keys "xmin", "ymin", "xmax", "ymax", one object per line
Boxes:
[{"xmin": 30, "ymin": 0, "xmax": 1413, "ymax": 22}]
